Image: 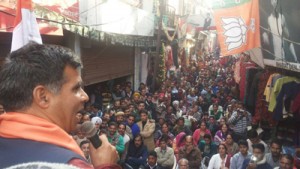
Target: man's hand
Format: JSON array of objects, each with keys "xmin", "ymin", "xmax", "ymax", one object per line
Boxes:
[
  {"xmin": 247, "ymin": 162, "xmax": 257, "ymax": 169},
  {"xmin": 89, "ymin": 134, "xmax": 119, "ymax": 167}
]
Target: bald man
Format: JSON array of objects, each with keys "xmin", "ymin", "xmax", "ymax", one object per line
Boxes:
[{"xmin": 178, "ymin": 136, "xmax": 202, "ymax": 169}]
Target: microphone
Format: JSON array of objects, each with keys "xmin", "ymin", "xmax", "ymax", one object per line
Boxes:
[{"xmin": 79, "ymin": 121, "xmax": 102, "ymax": 149}]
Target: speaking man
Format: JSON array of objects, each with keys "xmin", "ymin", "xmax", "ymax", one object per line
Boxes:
[{"xmin": 0, "ymin": 42, "xmax": 120, "ymax": 168}]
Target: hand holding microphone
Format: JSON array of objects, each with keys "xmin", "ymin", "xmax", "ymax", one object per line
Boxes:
[{"xmin": 80, "ymin": 121, "xmax": 119, "ymax": 167}]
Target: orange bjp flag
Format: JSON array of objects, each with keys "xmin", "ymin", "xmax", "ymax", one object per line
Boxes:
[{"xmin": 212, "ymin": 0, "xmax": 260, "ymax": 56}]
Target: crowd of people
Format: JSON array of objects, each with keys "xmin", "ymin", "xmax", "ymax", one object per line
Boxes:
[{"xmin": 74, "ymin": 55, "xmax": 298, "ymax": 169}]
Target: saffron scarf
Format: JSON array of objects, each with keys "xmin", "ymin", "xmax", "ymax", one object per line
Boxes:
[{"xmin": 0, "ymin": 112, "xmax": 84, "ymax": 157}]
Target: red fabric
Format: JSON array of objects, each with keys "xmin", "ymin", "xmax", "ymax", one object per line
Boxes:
[
  {"xmin": 252, "ymin": 71, "xmax": 276, "ymax": 126},
  {"xmin": 291, "ymin": 93, "xmax": 300, "ymax": 114}
]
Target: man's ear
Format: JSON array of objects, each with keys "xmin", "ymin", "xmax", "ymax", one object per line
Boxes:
[{"xmin": 32, "ymin": 85, "xmax": 51, "ymax": 108}]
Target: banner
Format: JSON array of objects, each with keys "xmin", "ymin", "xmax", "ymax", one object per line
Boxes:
[
  {"xmin": 33, "ymin": 0, "xmax": 79, "ymax": 21},
  {"xmin": 212, "ymin": 0, "xmax": 260, "ymax": 56},
  {"xmin": 260, "ymin": 0, "xmax": 300, "ymax": 72},
  {"xmin": 0, "ymin": 0, "xmax": 63, "ymax": 35}
]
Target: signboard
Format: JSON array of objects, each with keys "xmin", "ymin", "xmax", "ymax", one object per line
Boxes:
[{"xmin": 259, "ymin": 0, "xmax": 300, "ymax": 72}]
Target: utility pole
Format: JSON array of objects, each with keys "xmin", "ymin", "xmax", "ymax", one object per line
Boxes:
[{"xmin": 153, "ymin": 0, "xmax": 164, "ymax": 91}]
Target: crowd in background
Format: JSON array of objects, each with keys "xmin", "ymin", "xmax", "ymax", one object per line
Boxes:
[{"xmin": 73, "ymin": 55, "xmax": 298, "ymax": 169}]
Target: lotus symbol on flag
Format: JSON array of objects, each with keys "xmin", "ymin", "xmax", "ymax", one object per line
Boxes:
[{"xmin": 222, "ymin": 17, "xmax": 248, "ymax": 51}]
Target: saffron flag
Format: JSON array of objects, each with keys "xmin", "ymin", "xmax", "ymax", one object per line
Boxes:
[
  {"xmin": 11, "ymin": 0, "xmax": 42, "ymax": 52},
  {"xmin": 212, "ymin": 0, "xmax": 260, "ymax": 56}
]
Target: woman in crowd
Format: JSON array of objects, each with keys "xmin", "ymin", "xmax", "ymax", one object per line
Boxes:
[
  {"xmin": 224, "ymin": 133, "xmax": 238, "ymax": 156},
  {"xmin": 154, "ymin": 122, "xmax": 175, "ymax": 145},
  {"xmin": 208, "ymin": 143, "xmax": 231, "ymax": 169},
  {"xmin": 172, "ymin": 132, "xmax": 187, "ymax": 160},
  {"xmin": 214, "ymin": 124, "xmax": 229, "ymax": 145},
  {"xmin": 193, "ymin": 121, "xmax": 212, "ymax": 145}
]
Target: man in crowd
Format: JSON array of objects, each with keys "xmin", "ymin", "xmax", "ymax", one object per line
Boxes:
[
  {"xmin": 265, "ymin": 139, "xmax": 282, "ymax": 168},
  {"xmin": 274, "ymin": 154, "xmax": 294, "ymax": 169},
  {"xmin": 80, "ymin": 140, "xmax": 91, "ymax": 163},
  {"xmin": 228, "ymin": 102, "xmax": 252, "ymax": 141},
  {"xmin": 144, "ymin": 151, "xmax": 164, "ymax": 169},
  {"xmin": 230, "ymin": 140, "xmax": 252, "ymax": 169},
  {"xmin": 242, "ymin": 143, "xmax": 272, "ymax": 169},
  {"xmin": 155, "ymin": 137, "xmax": 175, "ymax": 169},
  {"xmin": 115, "ymin": 111, "xmax": 133, "ymax": 139},
  {"xmin": 246, "ymin": 129, "xmax": 269, "ymax": 154},
  {"xmin": 173, "ymin": 117, "xmax": 192, "ymax": 136},
  {"xmin": 178, "ymin": 135, "xmax": 202, "ymax": 169},
  {"xmin": 0, "ymin": 42, "xmax": 119, "ymax": 168},
  {"xmin": 118, "ymin": 123, "xmax": 130, "ymax": 162},
  {"xmin": 125, "ymin": 134, "xmax": 148, "ymax": 169},
  {"xmin": 107, "ymin": 122, "xmax": 125, "ymax": 155},
  {"xmin": 177, "ymin": 158, "xmax": 189, "ymax": 169},
  {"xmin": 199, "ymin": 134, "xmax": 218, "ymax": 159},
  {"xmin": 137, "ymin": 110, "xmax": 156, "ymax": 151},
  {"xmin": 126, "ymin": 114, "xmax": 140, "ymax": 137}
]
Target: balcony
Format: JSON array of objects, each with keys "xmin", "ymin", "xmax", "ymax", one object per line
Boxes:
[{"xmin": 154, "ymin": 4, "xmax": 176, "ymax": 29}]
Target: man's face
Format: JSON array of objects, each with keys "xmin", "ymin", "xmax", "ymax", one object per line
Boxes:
[
  {"xmin": 167, "ymin": 107, "xmax": 173, "ymax": 114},
  {"xmin": 204, "ymin": 138, "xmax": 211, "ymax": 145},
  {"xmin": 127, "ymin": 116, "xmax": 135, "ymax": 125},
  {"xmin": 80, "ymin": 143, "xmax": 90, "ymax": 157},
  {"xmin": 114, "ymin": 101, "xmax": 120, "ymax": 108},
  {"xmin": 279, "ymin": 157, "xmax": 293, "ymax": 169},
  {"xmin": 209, "ymin": 117, "xmax": 215, "ymax": 124},
  {"xmin": 75, "ymin": 113, "xmax": 82, "ymax": 122},
  {"xmin": 141, "ymin": 89, "xmax": 147, "ymax": 96},
  {"xmin": 124, "ymin": 109, "xmax": 131, "ymax": 117},
  {"xmin": 239, "ymin": 145, "xmax": 248, "ymax": 155},
  {"xmin": 213, "ymin": 105, "xmax": 218, "ymax": 112},
  {"xmin": 270, "ymin": 143, "xmax": 281, "ymax": 158},
  {"xmin": 138, "ymin": 103, "xmax": 145, "ymax": 111},
  {"xmin": 103, "ymin": 114, "xmax": 110, "ymax": 121},
  {"xmin": 253, "ymin": 148, "xmax": 264, "ymax": 161},
  {"xmin": 116, "ymin": 115, "xmax": 124, "ymax": 123},
  {"xmin": 160, "ymin": 141, "xmax": 167, "ymax": 150},
  {"xmin": 148, "ymin": 155, "xmax": 157, "ymax": 166},
  {"xmin": 140, "ymin": 113, "xmax": 148, "ymax": 122},
  {"xmin": 118, "ymin": 124, "xmax": 126, "ymax": 136},
  {"xmin": 185, "ymin": 137, "xmax": 193, "ymax": 150},
  {"xmin": 82, "ymin": 114, "xmax": 90, "ymax": 122},
  {"xmin": 178, "ymin": 161, "xmax": 189, "ymax": 169},
  {"xmin": 178, "ymin": 119, "xmax": 184, "ymax": 126},
  {"xmin": 147, "ymin": 96, "xmax": 152, "ymax": 102},
  {"xmin": 134, "ymin": 136, "xmax": 142, "ymax": 147},
  {"xmin": 108, "ymin": 125, "xmax": 117, "ymax": 135},
  {"xmin": 48, "ymin": 66, "xmax": 89, "ymax": 132}
]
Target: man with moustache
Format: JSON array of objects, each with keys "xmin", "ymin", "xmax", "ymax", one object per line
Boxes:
[{"xmin": 0, "ymin": 43, "xmax": 120, "ymax": 168}]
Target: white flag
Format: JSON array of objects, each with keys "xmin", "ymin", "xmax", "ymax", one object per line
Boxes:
[{"xmin": 11, "ymin": 0, "xmax": 42, "ymax": 52}]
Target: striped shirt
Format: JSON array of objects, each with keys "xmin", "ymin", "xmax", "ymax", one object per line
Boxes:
[{"xmin": 228, "ymin": 111, "xmax": 251, "ymax": 134}]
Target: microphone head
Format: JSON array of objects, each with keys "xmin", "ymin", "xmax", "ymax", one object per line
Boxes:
[{"xmin": 79, "ymin": 121, "xmax": 97, "ymax": 138}]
